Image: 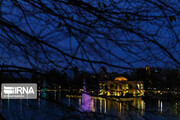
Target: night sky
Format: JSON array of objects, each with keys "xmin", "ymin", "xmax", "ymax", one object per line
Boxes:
[{"xmin": 0, "ymin": 0, "xmax": 179, "ymax": 72}]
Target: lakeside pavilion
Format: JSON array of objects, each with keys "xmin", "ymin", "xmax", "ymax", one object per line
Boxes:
[{"xmin": 99, "ymin": 77, "xmax": 144, "ymax": 97}]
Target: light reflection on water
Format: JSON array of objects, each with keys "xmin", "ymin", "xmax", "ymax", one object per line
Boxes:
[
  {"xmin": 79, "ymin": 95, "xmax": 146, "ymax": 115},
  {"xmin": 0, "ymin": 91, "xmax": 179, "ymax": 120},
  {"xmin": 69, "ymin": 93, "xmax": 179, "ymax": 119}
]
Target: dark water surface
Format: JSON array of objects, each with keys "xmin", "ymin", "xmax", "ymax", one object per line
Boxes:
[{"xmin": 0, "ymin": 91, "xmax": 179, "ymax": 120}]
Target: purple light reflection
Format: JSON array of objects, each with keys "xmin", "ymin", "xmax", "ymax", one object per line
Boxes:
[{"xmin": 81, "ymin": 92, "xmax": 91, "ymax": 112}]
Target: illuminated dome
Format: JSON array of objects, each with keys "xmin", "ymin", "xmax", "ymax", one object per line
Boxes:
[{"xmin": 114, "ymin": 77, "xmax": 128, "ymax": 81}]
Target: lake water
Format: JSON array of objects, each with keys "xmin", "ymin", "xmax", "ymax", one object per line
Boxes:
[{"xmin": 0, "ymin": 91, "xmax": 179, "ymax": 120}]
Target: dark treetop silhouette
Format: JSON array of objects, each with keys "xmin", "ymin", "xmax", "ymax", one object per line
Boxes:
[
  {"xmin": 0, "ymin": 0, "xmax": 179, "ymax": 73},
  {"xmin": 0, "ymin": 0, "xmax": 179, "ymax": 119}
]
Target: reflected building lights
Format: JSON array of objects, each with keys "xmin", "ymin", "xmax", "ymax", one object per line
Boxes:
[
  {"xmin": 94, "ymin": 99, "xmax": 96, "ymax": 112},
  {"xmin": 79, "ymin": 98, "xmax": 81, "ymax": 106},
  {"xmin": 120, "ymin": 102, "xmax": 122, "ymax": 113},
  {"xmin": 158, "ymin": 100, "xmax": 160, "ymax": 112},
  {"xmin": 160, "ymin": 101, "xmax": 162, "ymax": 114},
  {"xmin": 176, "ymin": 102, "xmax": 178, "ymax": 115},
  {"xmin": 137, "ymin": 100, "xmax": 140, "ymax": 109},
  {"xmin": 4, "ymin": 91, "xmax": 180, "ymax": 119},
  {"xmin": 158, "ymin": 100, "xmax": 163, "ymax": 114},
  {"xmin": 104, "ymin": 100, "xmax": 106, "ymax": 113},
  {"xmin": 100, "ymin": 99, "xmax": 102, "ymax": 112},
  {"xmin": 68, "ymin": 98, "xmax": 70, "ymax": 107},
  {"xmin": 91, "ymin": 99, "xmax": 95, "ymax": 112},
  {"xmin": 141, "ymin": 100, "xmax": 145, "ymax": 115}
]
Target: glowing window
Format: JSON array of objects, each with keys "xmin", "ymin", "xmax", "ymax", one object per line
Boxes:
[
  {"xmin": 137, "ymin": 84, "xmax": 140, "ymax": 89},
  {"xmin": 126, "ymin": 84, "xmax": 128, "ymax": 89}
]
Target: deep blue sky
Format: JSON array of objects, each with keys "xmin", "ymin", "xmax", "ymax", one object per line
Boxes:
[{"xmin": 0, "ymin": 0, "xmax": 179, "ymax": 73}]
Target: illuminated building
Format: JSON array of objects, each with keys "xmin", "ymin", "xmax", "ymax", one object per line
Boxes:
[{"xmin": 99, "ymin": 77, "xmax": 144, "ymax": 97}]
